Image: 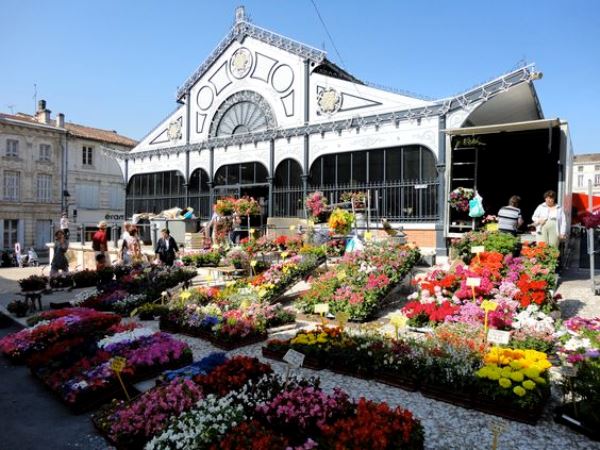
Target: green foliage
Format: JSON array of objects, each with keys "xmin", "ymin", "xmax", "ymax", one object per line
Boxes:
[
  {"xmin": 182, "ymin": 251, "xmax": 221, "ymax": 267},
  {"xmin": 452, "ymin": 231, "xmax": 519, "ymax": 263}
]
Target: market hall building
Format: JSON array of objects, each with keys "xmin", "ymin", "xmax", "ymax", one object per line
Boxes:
[{"xmin": 111, "ymin": 7, "xmax": 572, "ymax": 255}]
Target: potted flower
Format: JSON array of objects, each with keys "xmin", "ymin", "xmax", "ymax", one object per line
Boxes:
[
  {"xmin": 340, "ymin": 191, "xmax": 367, "ymax": 209},
  {"xmin": 305, "ymin": 191, "xmax": 328, "ymax": 223},
  {"xmin": 19, "ymin": 275, "xmax": 48, "ymax": 292},
  {"xmin": 449, "ymin": 187, "xmax": 474, "ymax": 212},
  {"xmin": 215, "ymin": 197, "xmax": 236, "ymax": 216},
  {"xmin": 234, "ymin": 196, "xmax": 260, "ymax": 216},
  {"xmin": 7, "ymin": 299, "xmax": 29, "ymax": 317},
  {"xmin": 328, "ymin": 208, "xmax": 355, "ymax": 235},
  {"xmin": 224, "ymin": 248, "xmax": 250, "ymax": 270}
]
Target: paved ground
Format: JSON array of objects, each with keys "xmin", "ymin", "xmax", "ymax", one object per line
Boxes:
[{"xmin": 0, "ymin": 320, "xmax": 106, "ymax": 450}]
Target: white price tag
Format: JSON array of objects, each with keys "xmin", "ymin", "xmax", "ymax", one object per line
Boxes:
[
  {"xmin": 471, "ymin": 246, "xmax": 485, "ymax": 254},
  {"xmin": 314, "ymin": 303, "xmax": 330, "ymax": 315},
  {"xmin": 466, "ymin": 277, "xmax": 481, "ymax": 287},
  {"xmin": 561, "ymin": 365, "xmax": 578, "ymax": 377},
  {"xmin": 283, "ymin": 349, "xmax": 305, "ymax": 368},
  {"xmin": 487, "ymin": 329, "xmax": 510, "ymax": 345}
]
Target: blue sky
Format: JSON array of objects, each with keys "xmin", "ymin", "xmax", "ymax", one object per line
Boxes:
[{"xmin": 1, "ymin": 0, "xmax": 598, "ymax": 153}]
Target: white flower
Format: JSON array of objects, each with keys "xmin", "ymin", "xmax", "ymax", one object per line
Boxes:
[{"xmin": 97, "ymin": 327, "xmax": 154, "ymax": 349}]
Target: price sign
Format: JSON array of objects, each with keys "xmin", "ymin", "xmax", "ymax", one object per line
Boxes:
[
  {"xmin": 110, "ymin": 357, "xmax": 130, "ymax": 400},
  {"xmin": 281, "ymin": 251, "xmax": 289, "ymax": 260},
  {"xmin": 283, "ymin": 349, "xmax": 305, "ymax": 368},
  {"xmin": 249, "ymin": 228, "xmax": 256, "ymax": 235},
  {"xmin": 250, "ymin": 260, "xmax": 257, "ymax": 267},
  {"xmin": 471, "ymin": 246, "xmax": 485, "ymax": 254},
  {"xmin": 110, "ymin": 356, "xmax": 127, "ymax": 372},
  {"xmin": 466, "ymin": 277, "xmax": 481, "ymax": 287},
  {"xmin": 289, "ymin": 225, "xmax": 296, "ymax": 231},
  {"xmin": 487, "ymin": 329, "xmax": 510, "ymax": 345},
  {"xmin": 212, "ymin": 244, "xmax": 220, "ymax": 250},
  {"xmin": 364, "ymin": 231, "xmax": 373, "ymax": 241},
  {"xmin": 481, "ymin": 300, "xmax": 498, "ymax": 312},
  {"xmin": 314, "ymin": 303, "xmax": 330, "ymax": 315},
  {"xmin": 561, "ymin": 365, "xmax": 579, "ymax": 378},
  {"xmin": 335, "ymin": 312, "xmax": 350, "ymax": 328},
  {"xmin": 336, "ymin": 270, "xmax": 347, "ymax": 281}
]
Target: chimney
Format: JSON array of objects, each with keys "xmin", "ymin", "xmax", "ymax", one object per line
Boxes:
[
  {"xmin": 56, "ymin": 113, "xmax": 65, "ymax": 128},
  {"xmin": 36, "ymin": 99, "xmax": 51, "ymax": 125}
]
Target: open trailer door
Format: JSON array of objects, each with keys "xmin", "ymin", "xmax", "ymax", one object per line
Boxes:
[{"xmin": 444, "ymin": 118, "xmax": 572, "ymax": 239}]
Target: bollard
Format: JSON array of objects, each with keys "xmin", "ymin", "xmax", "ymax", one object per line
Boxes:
[
  {"xmin": 81, "ymin": 224, "xmax": 85, "ymax": 246},
  {"xmin": 152, "ymin": 223, "xmax": 158, "ymax": 251}
]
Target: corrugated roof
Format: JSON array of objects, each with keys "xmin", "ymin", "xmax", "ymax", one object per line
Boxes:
[{"xmin": 0, "ymin": 112, "xmax": 136, "ymax": 148}]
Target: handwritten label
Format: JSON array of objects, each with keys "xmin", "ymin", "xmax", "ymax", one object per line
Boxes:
[
  {"xmin": 466, "ymin": 277, "xmax": 481, "ymax": 287},
  {"xmin": 487, "ymin": 329, "xmax": 510, "ymax": 345},
  {"xmin": 314, "ymin": 303, "xmax": 330, "ymax": 315},
  {"xmin": 561, "ymin": 365, "xmax": 579, "ymax": 377},
  {"xmin": 481, "ymin": 300, "xmax": 498, "ymax": 312},
  {"xmin": 283, "ymin": 349, "xmax": 305, "ymax": 368},
  {"xmin": 110, "ymin": 356, "xmax": 127, "ymax": 372},
  {"xmin": 471, "ymin": 246, "xmax": 485, "ymax": 254},
  {"xmin": 335, "ymin": 312, "xmax": 350, "ymax": 328}
]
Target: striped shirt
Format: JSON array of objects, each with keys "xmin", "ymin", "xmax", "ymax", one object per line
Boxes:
[{"xmin": 497, "ymin": 206, "xmax": 521, "ymax": 232}]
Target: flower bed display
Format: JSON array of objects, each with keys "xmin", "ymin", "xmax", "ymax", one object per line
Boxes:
[
  {"xmin": 554, "ymin": 316, "xmax": 600, "ymax": 439},
  {"xmin": 122, "ymin": 356, "xmax": 425, "ymax": 450},
  {"xmin": 36, "ymin": 330, "xmax": 192, "ymax": 412},
  {"xmin": 181, "ymin": 249, "xmax": 221, "ymax": 267},
  {"xmin": 451, "ymin": 230, "xmax": 519, "ymax": 263},
  {"xmin": 159, "ymin": 301, "xmax": 295, "ymax": 350},
  {"xmin": 0, "ymin": 308, "xmax": 120, "ymax": 363},
  {"xmin": 296, "ymin": 242, "xmax": 420, "ymax": 320},
  {"xmin": 263, "ymin": 324, "xmax": 552, "ymax": 424}
]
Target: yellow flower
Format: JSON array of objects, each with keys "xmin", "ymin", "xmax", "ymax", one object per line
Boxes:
[
  {"xmin": 509, "ymin": 371, "xmax": 524, "ymax": 382},
  {"xmin": 513, "ymin": 386, "xmax": 526, "ymax": 397},
  {"xmin": 522, "ymin": 380, "xmax": 536, "ymax": 390},
  {"xmin": 499, "ymin": 378, "xmax": 512, "ymax": 389},
  {"xmin": 509, "ymin": 360, "xmax": 523, "ymax": 370},
  {"xmin": 487, "ymin": 368, "xmax": 501, "ymax": 381},
  {"xmin": 523, "ymin": 367, "xmax": 540, "ymax": 379},
  {"xmin": 533, "ymin": 377, "xmax": 546, "ymax": 385},
  {"xmin": 500, "ymin": 367, "xmax": 513, "ymax": 378}
]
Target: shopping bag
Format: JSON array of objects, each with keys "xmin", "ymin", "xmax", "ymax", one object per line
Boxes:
[{"xmin": 468, "ymin": 194, "xmax": 485, "ymax": 218}]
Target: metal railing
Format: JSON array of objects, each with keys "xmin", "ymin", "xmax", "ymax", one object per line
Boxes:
[{"xmin": 273, "ymin": 180, "xmax": 439, "ymax": 221}]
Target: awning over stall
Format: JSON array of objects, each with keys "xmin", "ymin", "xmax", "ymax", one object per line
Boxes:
[{"xmin": 444, "ymin": 118, "xmax": 561, "ymax": 136}]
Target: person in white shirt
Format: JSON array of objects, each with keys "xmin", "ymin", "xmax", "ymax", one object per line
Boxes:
[
  {"xmin": 60, "ymin": 213, "xmax": 70, "ymax": 240},
  {"xmin": 531, "ymin": 190, "xmax": 566, "ymax": 247}
]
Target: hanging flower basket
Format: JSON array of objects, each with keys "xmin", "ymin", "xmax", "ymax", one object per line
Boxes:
[{"xmin": 305, "ymin": 191, "xmax": 328, "ymax": 222}]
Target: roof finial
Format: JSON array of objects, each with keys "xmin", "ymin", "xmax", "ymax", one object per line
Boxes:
[{"xmin": 235, "ymin": 5, "xmax": 246, "ymax": 24}]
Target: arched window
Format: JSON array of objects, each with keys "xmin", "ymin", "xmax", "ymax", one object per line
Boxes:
[
  {"xmin": 273, "ymin": 159, "xmax": 303, "ymax": 217},
  {"xmin": 213, "ymin": 162, "xmax": 268, "ymax": 186},
  {"xmin": 209, "ymin": 91, "xmax": 277, "ymax": 138},
  {"xmin": 126, "ymin": 170, "xmax": 185, "ymax": 216},
  {"xmin": 274, "ymin": 159, "xmax": 303, "ymax": 187},
  {"xmin": 308, "ymin": 146, "xmax": 438, "ymax": 221},
  {"xmin": 188, "ymin": 168, "xmax": 211, "ymax": 219}
]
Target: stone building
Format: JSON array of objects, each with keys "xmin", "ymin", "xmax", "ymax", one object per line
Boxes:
[{"xmin": 0, "ymin": 100, "xmax": 136, "ymax": 251}]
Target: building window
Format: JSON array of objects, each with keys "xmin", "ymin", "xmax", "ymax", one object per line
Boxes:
[
  {"xmin": 3, "ymin": 171, "xmax": 20, "ymax": 201},
  {"xmin": 39, "ymin": 144, "xmax": 51, "ymax": 161},
  {"xmin": 6, "ymin": 139, "xmax": 18, "ymax": 157},
  {"xmin": 37, "ymin": 174, "xmax": 52, "ymax": 202},
  {"xmin": 578, "ymin": 166, "xmax": 584, "ymax": 172},
  {"xmin": 107, "ymin": 185, "xmax": 125, "ymax": 209},
  {"xmin": 82, "ymin": 146, "xmax": 93, "ymax": 166},
  {"xmin": 3, "ymin": 219, "xmax": 19, "ymax": 248},
  {"xmin": 595, "ymin": 165, "xmax": 600, "ymax": 171},
  {"xmin": 76, "ymin": 182, "xmax": 99, "ymax": 208},
  {"xmin": 595, "ymin": 175, "xmax": 600, "ymax": 186},
  {"xmin": 578, "ymin": 175, "xmax": 584, "ymax": 187}
]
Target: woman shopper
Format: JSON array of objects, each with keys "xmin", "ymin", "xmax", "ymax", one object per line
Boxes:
[
  {"xmin": 50, "ymin": 230, "xmax": 69, "ymax": 277},
  {"xmin": 532, "ymin": 190, "xmax": 567, "ymax": 247}
]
